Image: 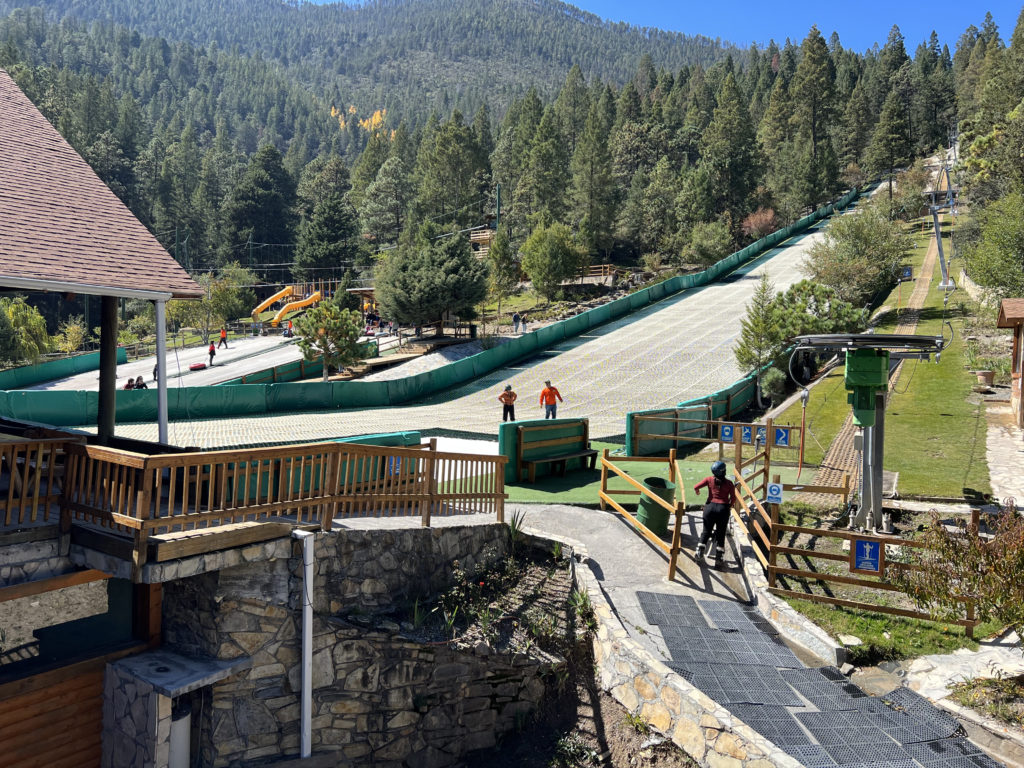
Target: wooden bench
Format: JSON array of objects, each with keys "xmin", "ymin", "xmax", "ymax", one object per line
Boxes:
[{"xmin": 516, "ymin": 423, "xmax": 598, "ymax": 483}]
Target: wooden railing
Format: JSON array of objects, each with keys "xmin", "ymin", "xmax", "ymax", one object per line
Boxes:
[
  {"xmin": 598, "ymin": 448, "xmax": 687, "ymax": 580},
  {"xmin": 57, "ymin": 439, "xmax": 507, "ymax": 578},
  {"xmin": 0, "ymin": 437, "xmax": 84, "ymax": 528},
  {"xmin": 730, "ymin": 465, "xmax": 979, "ymax": 636}
]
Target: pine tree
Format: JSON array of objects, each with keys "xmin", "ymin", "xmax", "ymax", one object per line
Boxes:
[
  {"xmin": 733, "ymin": 274, "xmax": 780, "ymax": 407},
  {"xmin": 514, "ymin": 106, "xmax": 570, "ymax": 227},
  {"xmin": 570, "ymin": 96, "xmax": 616, "ymax": 258},
  {"xmin": 294, "ymin": 193, "xmax": 361, "ymax": 282},
  {"xmin": 360, "ymin": 156, "xmax": 411, "ymax": 247},
  {"xmin": 487, "ymin": 225, "xmax": 519, "ymax": 325},
  {"xmin": 520, "ymin": 222, "xmax": 584, "ymax": 302},
  {"xmin": 294, "ymin": 302, "xmax": 364, "ymax": 381},
  {"xmin": 866, "ymin": 91, "xmax": 912, "ymax": 199},
  {"xmin": 222, "ymin": 144, "xmax": 297, "ymax": 252},
  {"xmin": 790, "ymin": 26, "xmax": 838, "ymax": 203},
  {"xmin": 700, "ymin": 72, "xmax": 759, "ymax": 219},
  {"xmin": 554, "ymin": 64, "xmax": 590, "ymax": 157}
]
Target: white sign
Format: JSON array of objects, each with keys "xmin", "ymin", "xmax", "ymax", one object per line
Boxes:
[{"xmin": 765, "ymin": 482, "xmax": 783, "ymax": 505}]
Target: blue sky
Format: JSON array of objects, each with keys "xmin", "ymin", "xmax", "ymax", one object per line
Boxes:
[{"xmin": 556, "ymin": 1, "xmax": 1022, "ymax": 53}]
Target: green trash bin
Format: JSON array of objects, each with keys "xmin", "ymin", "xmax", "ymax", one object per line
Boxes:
[{"xmin": 637, "ymin": 476, "xmax": 675, "ymax": 537}]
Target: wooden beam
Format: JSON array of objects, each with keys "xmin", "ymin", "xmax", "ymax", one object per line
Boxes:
[{"xmin": 0, "ymin": 569, "xmax": 109, "ymax": 604}]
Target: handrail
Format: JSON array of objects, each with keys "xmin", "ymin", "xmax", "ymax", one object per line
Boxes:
[{"xmin": 58, "ymin": 439, "xmax": 508, "ymax": 580}]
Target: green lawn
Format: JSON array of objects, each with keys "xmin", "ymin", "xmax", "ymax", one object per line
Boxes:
[{"xmin": 504, "ymin": 443, "xmax": 810, "ymax": 505}]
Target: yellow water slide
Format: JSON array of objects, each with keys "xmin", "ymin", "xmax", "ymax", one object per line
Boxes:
[
  {"xmin": 272, "ymin": 291, "xmax": 321, "ymax": 327},
  {"xmin": 251, "ymin": 286, "xmax": 294, "ymax": 320}
]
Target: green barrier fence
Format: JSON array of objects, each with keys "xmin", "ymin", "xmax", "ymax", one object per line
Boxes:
[
  {"xmin": 0, "ymin": 348, "xmax": 127, "ymax": 390},
  {"xmin": 497, "ymin": 418, "xmax": 591, "ymax": 484},
  {"xmin": 0, "ymin": 188, "xmax": 862, "ymax": 427}
]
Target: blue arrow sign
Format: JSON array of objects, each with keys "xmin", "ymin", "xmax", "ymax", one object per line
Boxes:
[
  {"xmin": 774, "ymin": 427, "xmax": 790, "ymax": 447},
  {"xmin": 720, "ymin": 424, "xmax": 734, "ymax": 442}
]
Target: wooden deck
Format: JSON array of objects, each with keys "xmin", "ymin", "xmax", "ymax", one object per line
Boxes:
[{"xmin": 2, "ymin": 434, "xmax": 507, "ymax": 581}]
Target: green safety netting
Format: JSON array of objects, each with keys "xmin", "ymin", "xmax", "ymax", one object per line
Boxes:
[{"xmin": 0, "ymin": 348, "xmax": 126, "ymax": 390}]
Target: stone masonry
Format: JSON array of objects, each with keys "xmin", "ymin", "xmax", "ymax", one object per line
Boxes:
[
  {"xmin": 159, "ymin": 523, "xmax": 555, "ymax": 767},
  {"xmin": 102, "ymin": 661, "xmax": 173, "ymax": 768}
]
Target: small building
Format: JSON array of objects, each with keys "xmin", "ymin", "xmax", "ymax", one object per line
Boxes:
[{"xmin": 996, "ymin": 298, "xmax": 1024, "ymax": 428}]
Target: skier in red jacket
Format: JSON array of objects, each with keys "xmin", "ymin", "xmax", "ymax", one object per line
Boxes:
[{"xmin": 693, "ymin": 461, "xmax": 735, "ymax": 567}]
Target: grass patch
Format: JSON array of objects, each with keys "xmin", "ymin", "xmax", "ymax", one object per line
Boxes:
[
  {"xmin": 949, "ymin": 674, "xmax": 1024, "ymax": 728},
  {"xmin": 782, "ymin": 597, "xmax": 1002, "ymax": 665},
  {"xmin": 503, "ymin": 446, "xmax": 809, "ymax": 505}
]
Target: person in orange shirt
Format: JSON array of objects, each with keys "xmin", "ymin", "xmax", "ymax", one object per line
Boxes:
[
  {"xmin": 538, "ymin": 380, "xmax": 563, "ymax": 419},
  {"xmin": 498, "ymin": 384, "xmax": 517, "ymax": 422},
  {"xmin": 218, "ymin": 327, "xmax": 228, "ymax": 349}
]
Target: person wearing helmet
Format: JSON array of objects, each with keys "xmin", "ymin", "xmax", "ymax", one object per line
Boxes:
[
  {"xmin": 498, "ymin": 384, "xmax": 518, "ymax": 422},
  {"xmin": 693, "ymin": 460, "xmax": 735, "ymax": 567}
]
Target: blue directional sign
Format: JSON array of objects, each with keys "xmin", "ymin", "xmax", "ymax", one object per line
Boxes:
[
  {"xmin": 756, "ymin": 426, "xmax": 767, "ymax": 444},
  {"xmin": 901, "ymin": 266, "xmax": 913, "ymax": 281},
  {"xmin": 765, "ymin": 482, "xmax": 783, "ymax": 504},
  {"xmin": 851, "ymin": 539, "xmax": 884, "ymax": 575},
  {"xmin": 720, "ymin": 424, "xmax": 734, "ymax": 442},
  {"xmin": 741, "ymin": 426, "xmax": 753, "ymax": 444},
  {"xmin": 774, "ymin": 427, "xmax": 791, "ymax": 448}
]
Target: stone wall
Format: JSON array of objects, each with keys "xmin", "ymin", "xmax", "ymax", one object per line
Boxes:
[
  {"xmin": 102, "ymin": 661, "xmax": 172, "ymax": 768},
  {"xmin": 160, "ymin": 523, "xmax": 551, "ymax": 767},
  {"xmin": 0, "ymin": 527, "xmax": 76, "ymax": 589}
]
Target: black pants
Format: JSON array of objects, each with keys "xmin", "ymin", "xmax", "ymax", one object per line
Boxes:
[
  {"xmin": 502, "ymin": 404, "xmax": 515, "ymax": 422},
  {"xmin": 218, "ymin": 338, "xmax": 228, "ymax": 348},
  {"xmin": 700, "ymin": 502, "xmax": 730, "ymax": 550}
]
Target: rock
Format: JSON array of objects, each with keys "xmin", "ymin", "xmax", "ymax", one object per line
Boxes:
[
  {"xmin": 841, "ymin": 662, "xmax": 856, "ymax": 676},
  {"xmin": 838, "ymin": 634, "xmax": 863, "ymax": 646}
]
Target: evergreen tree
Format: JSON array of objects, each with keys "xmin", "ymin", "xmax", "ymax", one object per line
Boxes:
[
  {"xmin": 294, "ymin": 192, "xmax": 361, "ymax": 282},
  {"xmin": 570, "ymin": 96, "xmax": 616, "ymax": 257},
  {"xmin": 790, "ymin": 26, "xmax": 838, "ymax": 203},
  {"xmin": 294, "ymin": 302, "xmax": 364, "ymax": 381},
  {"xmin": 222, "ymin": 144, "xmax": 297, "ymax": 251},
  {"xmin": 360, "ymin": 156, "xmax": 412, "ymax": 247},
  {"xmin": 486, "ymin": 225, "xmax": 519, "ymax": 324},
  {"xmin": 414, "ymin": 110, "xmax": 485, "ymax": 229},
  {"xmin": 866, "ymin": 90, "xmax": 912, "ymax": 199},
  {"xmin": 554, "ymin": 64, "xmax": 590, "ymax": 157},
  {"xmin": 699, "ymin": 72, "xmax": 759, "ymax": 219},
  {"xmin": 374, "ymin": 233, "xmax": 488, "ymax": 334},
  {"xmin": 733, "ymin": 274, "xmax": 780, "ymax": 407},
  {"xmin": 515, "ymin": 106, "xmax": 570, "ymax": 227}
]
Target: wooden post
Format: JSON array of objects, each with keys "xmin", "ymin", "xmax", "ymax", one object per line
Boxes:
[
  {"xmin": 495, "ymin": 458, "xmax": 505, "ymax": 524},
  {"xmin": 599, "ymin": 448, "xmax": 609, "ymax": 510},
  {"xmin": 841, "ymin": 473, "xmax": 851, "ymax": 507},
  {"xmin": 667, "ymin": 449, "xmax": 683, "ymax": 581},
  {"xmin": 768, "ymin": 473, "xmax": 780, "ymax": 587},
  {"xmin": 421, "ymin": 438, "xmax": 437, "ymax": 527},
  {"xmin": 131, "ymin": 462, "xmax": 155, "ymax": 583},
  {"xmin": 763, "ymin": 418, "xmax": 773, "ymax": 493},
  {"xmin": 965, "ymin": 507, "xmax": 980, "ymax": 639},
  {"xmin": 734, "ymin": 429, "xmax": 743, "ymax": 469},
  {"xmin": 717, "ymin": 419, "xmax": 724, "ymax": 462},
  {"xmin": 322, "ymin": 445, "xmax": 340, "ymax": 531}
]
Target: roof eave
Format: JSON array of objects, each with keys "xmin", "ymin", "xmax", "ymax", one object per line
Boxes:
[{"xmin": 0, "ymin": 275, "xmax": 202, "ymax": 301}]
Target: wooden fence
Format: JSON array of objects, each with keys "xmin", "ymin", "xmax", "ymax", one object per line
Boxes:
[
  {"xmin": 731, "ymin": 467, "xmax": 979, "ymax": 636},
  {"xmin": 597, "ymin": 448, "xmax": 687, "ymax": 580},
  {"xmin": 0, "ymin": 436, "xmax": 84, "ymax": 528},
  {"xmin": 55, "ymin": 439, "xmax": 506, "ymax": 579}
]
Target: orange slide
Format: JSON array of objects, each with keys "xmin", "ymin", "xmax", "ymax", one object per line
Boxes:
[
  {"xmin": 251, "ymin": 286, "xmax": 294, "ymax": 321},
  {"xmin": 271, "ymin": 291, "xmax": 321, "ymax": 327}
]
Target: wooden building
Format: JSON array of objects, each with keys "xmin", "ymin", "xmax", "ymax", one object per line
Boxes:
[{"xmin": 996, "ymin": 298, "xmax": 1024, "ymax": 428}]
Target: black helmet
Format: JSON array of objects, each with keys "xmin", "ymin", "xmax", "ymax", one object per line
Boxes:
[{"xmin": 711, "ymin": 461, "xmax": 727, "ymax": 479}]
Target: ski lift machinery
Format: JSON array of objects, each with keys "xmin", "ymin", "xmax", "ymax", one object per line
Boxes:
[{"xmin": 789, "ymin": 332, "xmax": 951, "ymax": 532}]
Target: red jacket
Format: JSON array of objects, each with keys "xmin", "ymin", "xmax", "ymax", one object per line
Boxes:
[
  {"xmin": 694, "ymin": 475, "xmax": 735, "ymax": 505},
  {"xmin": 539, "ymin": 386, "xmax": 562, "ymax": 406}
]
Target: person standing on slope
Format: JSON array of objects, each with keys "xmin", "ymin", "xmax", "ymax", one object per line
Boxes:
[
  {"xmin": 692, "ymin": 461, "xmax": 735, "ymax": 568},
  {"xmin": 538, "ymin": 380, "xmax": 562, "ymax": 419},
  {"xmin": 499, "ymin": 384, "xmax": 517, "ymax": 422}
]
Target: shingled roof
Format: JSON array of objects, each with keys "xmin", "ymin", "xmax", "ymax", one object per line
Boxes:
[
  {"xmin": 0, "ymin": 68, "xmax": 203, "ymax": 300},
  {"xmin": 997, "ymin": 298, "xmax": 1024, "ymax": 328}
]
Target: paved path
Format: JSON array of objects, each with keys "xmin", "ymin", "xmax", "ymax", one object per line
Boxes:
[
  {"xmin": 985, "ymin": 403, "xmax": 1024, "ymax": 509},
  {"xmin": 82, "ymin": 222, "xmax": 835, "ymax": 449}
]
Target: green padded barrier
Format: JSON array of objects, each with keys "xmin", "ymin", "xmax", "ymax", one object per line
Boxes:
[
  {"xmin": 331, "ymin": 381, "xmax": 392, "ymax": 409},
  {"xmin": 535, "ymin": 324, "xmax": 565, "ymax": 347},
  {"xmin": 498, "ymin": 418, "xmax": 591, "ymax": 484},
  {"xmin": 115, "ymin": 390, "xmax": 157, "ymax": 423},
  {"xmin": 266, "ymin": 382, "xmax": 333, "ymax": 412},
  {"xmin": 0, "ymin": 348, "xmax": 127, "ymax": 390},
  {"xmin": 562, "ymin": 314, "xmax": 588, "ymax": 337},
  {"xmin": 336, "ymin": 431, "xmax": 422, "ymax": 447},
  {"xmin": 3, "ymin": 390, "xmax": 95, "ymax": 425},
  {"xmin": 629, "ymin": 292, "xmax": 648, "ymax": 310},
  {"xmin": 588, "ymin": 304, "xmax": 612, "ymax": 325}
]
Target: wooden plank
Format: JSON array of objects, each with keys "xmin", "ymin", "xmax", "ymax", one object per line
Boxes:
[
  {"xmin": 0, "ymin": 668, "xmax": 102, "ymax": 717},
  {"xmin": 780, "ymin": 483, "xmax": 850, "ymax": 495},
  {"xmin": 770, "ymin": 565, "xmax": 904, "ymax": 592},
  {"xmin": 0, "ymin": 642, "xmax": 144, "ymax": 701},
  {"xmin": 0, "ymin": 569, "xmax": 110, "ymax": 604},
  {"xmin": 598, "ymin": 491, "xmax": 670, "ymax": 556},
  {"xmin": 774, "ymin": 523, "xmax": 928, "ymax": 548}
]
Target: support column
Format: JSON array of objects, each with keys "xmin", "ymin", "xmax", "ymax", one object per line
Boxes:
[
  {"xmin": 155, "ymin": 299, "xmax": 168, "ymax": 445},
  {"xmin": 872, "ymin": 391, "xmax": 886, "ymax": 531},
  {"xmin": 97, "ymin": 295, "xmax": 119, "ymax": 446}
]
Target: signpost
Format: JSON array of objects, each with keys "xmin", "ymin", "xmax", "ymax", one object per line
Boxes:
[
  {"xmin": 850, "ymin": 538, "xmax": 885, "ymax": 575},
  {"xmin": 765, "ymin": 482, "xmax": 783, "ymax": 505}
]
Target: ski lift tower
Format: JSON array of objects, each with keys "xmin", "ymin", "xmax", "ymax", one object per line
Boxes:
[
  {"xmin": 791, "ymin": 333, "xmax": 948, "ymax": 531},
  {"xmin": 930, "ymin": 161, "xmax": 958, "ymax": 291}
]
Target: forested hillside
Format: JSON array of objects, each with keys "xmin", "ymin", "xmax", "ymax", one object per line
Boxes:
[
  {"xmin": 0, "ymin": 0, "xmax": 1021, "ymax": 354},
  {"xmin": 0, "ymin": 0, "xmax": 735, "ymax": 121}
]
